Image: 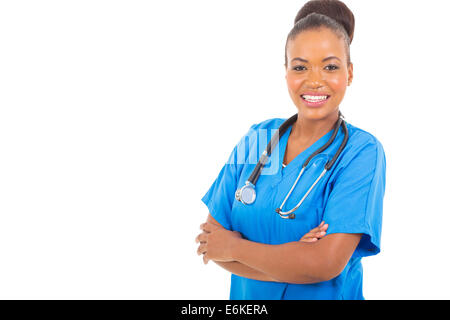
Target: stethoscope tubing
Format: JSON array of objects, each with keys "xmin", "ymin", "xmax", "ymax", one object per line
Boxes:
[{"xmin": 235, "ymin": 112, "xmax": 349, "ymax": 219}]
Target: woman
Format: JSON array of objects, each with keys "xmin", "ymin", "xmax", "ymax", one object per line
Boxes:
[{"xmin": 196, "ymin": 0, "xmax": 386, "ymax": 300}]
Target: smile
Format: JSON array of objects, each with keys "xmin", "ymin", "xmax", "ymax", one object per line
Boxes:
[{"xmin": 300, "ymin": 94, "xmax": 330, "ymax": 107}]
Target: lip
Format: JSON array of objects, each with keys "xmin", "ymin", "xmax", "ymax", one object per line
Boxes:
[{"xmin": 300, "ymin": 92, "xmax": 331, "ymax": 108}]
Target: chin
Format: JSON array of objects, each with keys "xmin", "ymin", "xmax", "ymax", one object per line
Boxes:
[{"xmin": 299, "ymin": 106, "xmax": 335, "ymax": 121}]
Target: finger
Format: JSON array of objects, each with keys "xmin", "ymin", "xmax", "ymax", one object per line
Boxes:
[
  {"xmin": 201, "ymin": 222, "xmax": 218, "ymax": 233},
  {"xmin": 197, "ymin": 243, "xmax": 207, "ymax": 256},
  {"xmin": 300, "ymin": 237, "xmax": 318, "ymax": 243},
  {"xmin": 313, "ymin": 221, "xmax": 325, "ymax": 231},
  {"xmin": 319, "ymin": 223, "xmax": 329, "ymax": 231},
  {"xmin": 307, "ymin": 221, "xmax": 325, "ymax": 234},
  {"xmin": 300, "ymin": 230, "xmax": 325, "ymax": 241},
  {"xmin": 300, "ymin": 232, "xmax": 314, "ymax": 240},
  {"xmin": 195, "ymin": 232, "xmax": 208, "ymax": 243},
  {"xmin": 307, "ymin": 226, "xmax": 320, "ymax": 234},
  {"xmin": 203, "ymin": 253, "xmax": 210, "ymax": 265},
  {"xmin": 303, "ymin": 230, "xmax": 322, "ymax": 239},
  {"xmin": 315, "ymin": 231, "xmax": 326, "ymax": 238}
]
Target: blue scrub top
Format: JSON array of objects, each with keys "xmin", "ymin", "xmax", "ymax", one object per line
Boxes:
[{"xmin": 201, "ymin": 117, "xmax": 386, "ymax": 300}]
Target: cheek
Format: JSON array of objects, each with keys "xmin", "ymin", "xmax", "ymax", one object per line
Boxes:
[
  {"xmin": 327, "ymin": 73, "xmax": 348, "ymax": 94},
  {"xmin": 285, "ymin": 73, "xmax": 303, "ymax": 92}
]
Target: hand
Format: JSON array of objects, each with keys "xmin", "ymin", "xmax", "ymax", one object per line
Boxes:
[
  {"xmin": 299, "ymin": 221, "xmax": 328, "ymax": 243},
  {"xmin": 195, "ymin": 222, "xmax": 242, "ymax": 264}
]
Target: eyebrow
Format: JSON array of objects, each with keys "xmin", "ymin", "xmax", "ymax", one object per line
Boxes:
[{"xmin": 291, "ymin": 56, "xmax": 341, "ymax": 63}]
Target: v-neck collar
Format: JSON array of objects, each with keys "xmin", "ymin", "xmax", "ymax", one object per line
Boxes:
[{"xmin": 277, "ymin": 124, "xmax": 336, "ymax": 179}]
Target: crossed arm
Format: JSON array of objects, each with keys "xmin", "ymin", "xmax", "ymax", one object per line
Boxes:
[{"xmin": 195, "ymin": 213, "xmax": 362, "ymax": 284}]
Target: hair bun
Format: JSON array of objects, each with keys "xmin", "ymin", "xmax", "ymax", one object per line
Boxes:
[{"xmin": 294, "ymin": 0, "xmax": 355, "ymax": 43}]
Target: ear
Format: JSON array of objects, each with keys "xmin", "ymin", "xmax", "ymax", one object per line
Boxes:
[{"xmin": 347, "ymin": 62, "xmax": 354, "ymax": 86}]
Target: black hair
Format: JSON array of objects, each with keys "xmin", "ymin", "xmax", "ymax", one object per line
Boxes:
[{"xmin": 284, "ymin": 0, "xmax": 355, "ymax": 66}]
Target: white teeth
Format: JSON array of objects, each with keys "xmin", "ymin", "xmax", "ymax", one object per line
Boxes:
[{"xmin": 302, "ymin": 95, "xmax": 328, "ymax": 101}]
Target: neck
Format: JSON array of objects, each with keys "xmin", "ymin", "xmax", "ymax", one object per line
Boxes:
[{"xmin": 291, "ymin": 111, "xmax": 339, "ymax": 143}]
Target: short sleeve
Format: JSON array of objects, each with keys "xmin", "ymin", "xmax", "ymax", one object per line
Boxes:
[
  {"xmin": 323, "ymin": 138, "xmax": 386, "ymax": 258},
  {"xmin": 201, "ymin": 124, "xmax": 257, "ymax": 230}
]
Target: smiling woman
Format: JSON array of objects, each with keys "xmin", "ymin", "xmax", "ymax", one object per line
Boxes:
[
  {"xmin": 197, "ymin": 0, "xmax": 386, "ymax": 300},
  {"xmin": 285, "ymin": 26, "xmax": 352, "ymax": 144}
]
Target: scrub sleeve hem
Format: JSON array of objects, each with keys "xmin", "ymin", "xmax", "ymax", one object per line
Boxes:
[
  {"xmin": 201, "ymin": 195, "xmax": 231, "ymax": 231},
  {"xmin": 325, "ymin": 223, "xmax": 379, "ymax": 258}
]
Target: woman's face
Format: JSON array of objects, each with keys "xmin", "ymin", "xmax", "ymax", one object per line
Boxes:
[{"xmin": 285, "ymin": 27, "xmax": 353, "ymax": 121}]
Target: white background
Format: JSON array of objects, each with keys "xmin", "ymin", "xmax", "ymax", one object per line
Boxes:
[{"xmin": 0, "ymin": 0, "xmax": 449, "ymax": 299}]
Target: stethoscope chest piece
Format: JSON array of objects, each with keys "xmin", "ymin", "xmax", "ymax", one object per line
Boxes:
[{"xmin": 235, "ymin": 181, "xmax": 256, "ymax": 205}]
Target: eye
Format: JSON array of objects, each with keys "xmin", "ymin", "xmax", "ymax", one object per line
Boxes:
[
  {"xmin": 292, "ymin": 65, "xmax": 307, "ymax": 72},
  {"xmin": 325, "ymin": 64, "xmax": 339, "ymax": 71}
]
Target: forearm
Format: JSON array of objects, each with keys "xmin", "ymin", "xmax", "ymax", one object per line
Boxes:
[
  {"xmin": 232, "ymin": 238, "xmax": 329, "ymax": 284},
  {"xmin": 213, "ymin": 260, "xmax": 282, "ymax": 282}
]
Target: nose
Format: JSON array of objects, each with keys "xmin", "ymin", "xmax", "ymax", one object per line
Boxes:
[{"xmin": 305, "ymin": 68, "xmax": 324, "ymax": 88}]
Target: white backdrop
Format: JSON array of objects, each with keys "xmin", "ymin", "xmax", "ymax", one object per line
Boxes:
[{"xmin": 0, "ymin": 0, "xmax": 449, "ymax": 299}]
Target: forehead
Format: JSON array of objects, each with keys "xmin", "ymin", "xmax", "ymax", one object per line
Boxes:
[{"xmin": 286, "ymin": 27, "xmax": 346, "ymax": 62}]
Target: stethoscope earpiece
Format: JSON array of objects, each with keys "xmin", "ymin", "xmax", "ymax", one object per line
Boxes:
[{"xmin": 275, "ymin": 208, "xmax": 296, "ymax": 220}]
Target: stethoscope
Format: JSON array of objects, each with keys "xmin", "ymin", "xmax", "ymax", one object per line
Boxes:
[{"xmin": 235, "ymin": 112, "xmax": 349, "ymax": 219}]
